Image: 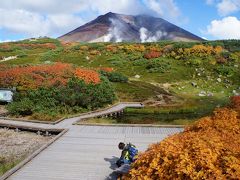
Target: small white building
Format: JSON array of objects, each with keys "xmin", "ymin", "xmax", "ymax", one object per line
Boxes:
[{"xmin": 0, "ymin": 89, "xmax": 13, "ymax": 102}]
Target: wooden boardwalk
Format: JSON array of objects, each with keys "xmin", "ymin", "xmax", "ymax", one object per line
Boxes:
[{"xmin": 0, "ymin": 103, "xmax": 183, "ymax": 180}]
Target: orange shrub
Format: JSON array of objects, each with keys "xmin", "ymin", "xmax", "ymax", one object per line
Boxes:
[
  {"xmin": 123, "ymin": 108, "xmax": 240, "ymax": 179},
  {"xmin": 106, "ymin": 45, "xmax": 118, "ymax": 52},
  {"xmin": 215, "ymin": 45, "xmax": 224, "ymax": 54},
  {"xmin": 80, "ymin": 45, "xmax": 89, "ymax": 51},
  {"xmin": 75, "ymin": 68, "xmax": 100, "ymax": 84},
  {"xmin": 0, "ymin": 43, "xmax": 11, "ymax": 50},
  {"xmin": 98, "ymin": 67, "xmax": 114, "ymax": 72},
  {"xmin": 0, "ymin": 63, "xmax": 100, "ymax": 90},
  {"xmin": 216, "ymin": 55, "xmax": 227, "ymax": 64},
  {"xmin": 231, "ymin": 96, "xmax": 240, "ymax": 109},
  {"xmin": 15, "ymin": 43, "xmax": 57, "ymax": 49},
  {"xmin": 144, "ymin": 51, "xmax": 162, "ymax": 59},
  {"xmin": 89, "ymin": 50, "xmax": 100, "ymax": 55}
]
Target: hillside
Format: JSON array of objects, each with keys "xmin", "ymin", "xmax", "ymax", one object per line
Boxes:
[
  {"xmin": 0, "ymin": 38, "xmax": 240, "ymax": 123},
  {"xmin": 58, "ymin": 12, "xmax": 203, "ymax": 43}
]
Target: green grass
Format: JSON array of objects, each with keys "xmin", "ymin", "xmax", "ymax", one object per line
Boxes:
[
  {"xmin": 1, "ymin": 38, "xmax": 239, "ymax": 123},
  {"xmin": 80, "ymin": 117, "xmax": 118, "ymax": 124},
  {"xmin": 0, "ymin": 159, "xmax": 21, "ymax": 176},
  {"xmin": 113, "ymin": 81, "xmax": 170, "ymax": 102},
  {"xmin": 78, "ymin": 116, "xmax": 196, "ymax": 125}
]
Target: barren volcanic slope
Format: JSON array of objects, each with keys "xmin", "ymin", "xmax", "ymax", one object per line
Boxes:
[{"xmin": 59, "ymin": 12, "xmax": 203, "ymax": 43}]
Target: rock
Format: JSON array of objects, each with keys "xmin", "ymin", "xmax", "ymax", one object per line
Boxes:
[
  {"xmin": 217, "ymin": 78, "xmax": 221, "ymax": 83},
  {"xmin": 207, "ymin": 92, "xmax": 214, "ymax": 96},
  {"xmin": 156, "ymin": 95, "xmax": 163, "ymax": 99},
  {"xmin": 198, "ymin": 91, "xmax": 206, "ymax": 97},
  {"xmin": 86, "ymin": 56, "xmax": 90, "ymax": 60},
  {"xmin": 44, "ymin": 61, "xmax": 51, "ymax": 64},
  {"xmin": 134, "ymin": 75, "xmax": 140, "ymax": 79},
  {"xmin": 232, "ymin": 90, "xmax": 239, "ymax": 95},
  {"xmin": 191, "ymin": 82, "xmax": 197, "ymax": 87}
]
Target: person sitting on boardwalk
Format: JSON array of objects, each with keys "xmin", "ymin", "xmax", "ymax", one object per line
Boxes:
[{"xmin": 116, "ymin": 142, "xmax": 138, "ymax": 167}]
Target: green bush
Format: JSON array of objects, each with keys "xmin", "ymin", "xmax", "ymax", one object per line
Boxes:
[
  {"xmin": 16, "ymin": 50, "xmax": 28, "ymax": 58},
  {"xmin": 146, "ymin": 59, "xmax": 171, "ymax": 73},
  {"xmin": 7, "ymin": 77, "xmax": 116, "ymax": 120},
  {"xmin": 215, "ymin": 65, "xmax": 235, "ymax": 77},
  {"xmin": 7, "ymin": 98, "xmax": 34, "ymax": 115},
  {"xmin": 39, "ymin": 47, "xmax": 63, "ymax": 61},
  {"xmin": 186, "ymin": 58, "xmax": 202, "ymax": 66},
  {"xmin": 100, "ymin": 71, "xmax": 128, "ymax": 83},
  {"xmin": 132, "ymin": 59, "xmax": 148, "ymax": 66}
]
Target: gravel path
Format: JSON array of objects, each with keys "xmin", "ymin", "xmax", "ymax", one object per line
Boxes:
[{"xmin": 0, "ymin": 129, "xmax": 52, "ymax": 165}]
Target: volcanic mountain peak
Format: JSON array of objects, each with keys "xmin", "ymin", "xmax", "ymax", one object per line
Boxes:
[{"xmin": 59, "ymin": 12, "xmax": 203, "ymax": 43}]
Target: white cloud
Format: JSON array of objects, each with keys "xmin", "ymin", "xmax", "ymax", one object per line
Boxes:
[
  {"xmin": 143, "ymin": 0, "xmax": 182, "ymax": 22},
  {"xmin": 0, "ymin": 0, "xmax": 89, "ymax": 14},
  {"xmin": 217, "ymin": 0, "xmax": 240, "ymax": 16},
  {"xmin": 0, "ymin": 9, "xmax": 83, "ymax": 37},
  {"xmin": 205, "ymin": 0, "xmax": 240, "ymax": 16},
  {"xmin": 206, "ymin": 16, "xmax": 240, "ymax": 39},
  {"xmin": 0, "ymin": 39, "xmax": 16, "ymax": 43},
  {"xmin": 90, "ymin": 0, "xmax": 146, "ymax": 15},
  {"xmin": 0, "ymin": 0, "xmax": 184, "ymax": 38}
]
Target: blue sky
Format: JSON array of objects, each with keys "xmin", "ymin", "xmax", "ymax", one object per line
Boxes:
[{"xmin": 0, "ymin": 0, "xmax": 240, "ymax": 42}]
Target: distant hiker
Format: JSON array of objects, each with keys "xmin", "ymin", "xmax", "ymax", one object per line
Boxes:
[{"xmin": 116, "ymin": 142, "xmax": 138, "ymax": 167}]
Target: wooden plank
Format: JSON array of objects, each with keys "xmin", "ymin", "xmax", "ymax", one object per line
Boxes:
[{"xmin": 6, "ymin": 126, "xmax": 183, "ymax": 180}]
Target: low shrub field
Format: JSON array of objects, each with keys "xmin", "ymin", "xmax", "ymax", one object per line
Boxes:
[{"xmin": 0, "ymin": 63, "xmax": 116, "ymax": 120}]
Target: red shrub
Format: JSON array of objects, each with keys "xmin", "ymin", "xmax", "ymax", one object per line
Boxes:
[
  {"xmin": 15, "ymin": 43, "xmax": 57, "ymax": 50},
  {"xmin": 98, "ymin": 67, "xmax": 114, "ymax": 72},
  {"xmin": 144, "ymin": 51, "xmax": 162, "ymax": 59},
  {"xmin": 75, "ymin": 68, "xmax": 100, "ymax": 84},
  {"xmin": 231, "ymin": 96, "xmax": 240, "ymax": 109},
  {"xmin": 0, "ymin": 63, "xmax": 100, "ymax": 90}
]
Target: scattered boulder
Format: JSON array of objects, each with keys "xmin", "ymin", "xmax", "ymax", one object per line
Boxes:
[
  {"xmin": 217, "ymin": 78, "xmax": 221, "ymax": 83},
  {"xmin": 207, "ymin": 92, "xmax": 214, "ymax": 97},
  {"xmin": 191, "ymin": 82, "xmax": 197, "ymax": 87},
  {"xmin": 198, "ymin": 91, "xmax": 206, "ymax": 97},
  {"xmin": 44, "ymin": 61, "xmax": 51, "ymax": 64},
  {"xmin": 134, "ymin": 75, "xmax": 140, "ymax": 79}
]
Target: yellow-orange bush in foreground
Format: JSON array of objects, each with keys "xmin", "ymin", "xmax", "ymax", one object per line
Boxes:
[{"xmin": 123, "ymin": 107, "xmax": 240, "ymax": 179}]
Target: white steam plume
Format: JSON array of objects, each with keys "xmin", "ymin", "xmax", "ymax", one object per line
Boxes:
[
  {"xmin": 104, "ymin": 18, "xmax": 123, "ymax": 42},
  {"xmin": 139, "ymin": 27, "xmax": 167, "ymax": 42}
]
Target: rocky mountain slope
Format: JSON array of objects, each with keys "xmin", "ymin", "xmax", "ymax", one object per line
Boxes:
[{"xmin": 58, "ymin": 12, "xmax": 203, "ymax": 43}]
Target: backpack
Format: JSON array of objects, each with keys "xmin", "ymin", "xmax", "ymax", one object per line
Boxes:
[{"xmin": 127, "ymin": 143, "xmax": 138, "ymax": 161}]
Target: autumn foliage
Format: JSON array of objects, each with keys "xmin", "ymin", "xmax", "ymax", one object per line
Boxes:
[
  {"xmin": 75, "ymin": 68, "xmax": 100, "ymax": 84},
  {"xmin": 0, "ymin": 63, "xmax": 100, "ymax": 90},
  {"xmin": 98, "ymin": 67, "xmax": 114, "ymax": 72},
  {"xmin": 230, "ymin": 96, "xmax": 240, "ymax": 116},
  {"xmin": 144, "ymin": 51, "xmax": 162, "ymax": 59},
  {"xmin": 123, "ymin": 107, "xmax": 240, "ymax": 179},
  {"xmin": 15, "ymin": 43, "xmax": 57, "ymax": 49}
]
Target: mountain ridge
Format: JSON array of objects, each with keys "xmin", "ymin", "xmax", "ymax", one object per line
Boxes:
[{"xmin": 58, "ymin": 12, "xmax": 203, "ymax": 42}]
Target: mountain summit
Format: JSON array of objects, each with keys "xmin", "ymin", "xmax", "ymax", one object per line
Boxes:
[{"xmin": 58, "ymin": 12, "xmax": 203, "ymax": 42}]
